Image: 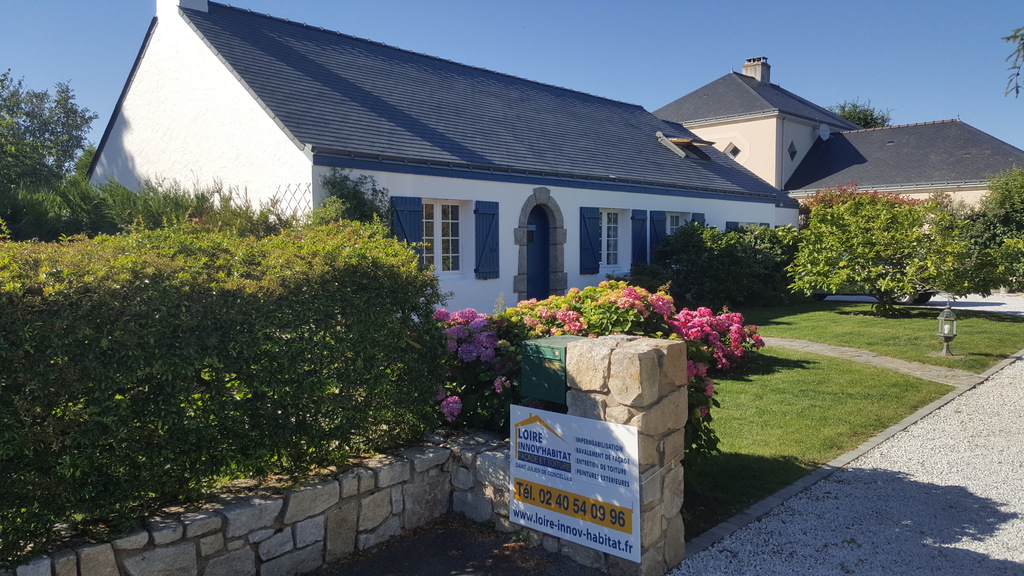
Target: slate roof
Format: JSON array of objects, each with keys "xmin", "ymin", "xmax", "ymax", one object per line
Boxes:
[
  {"xmin": 178, "ymin": 3, "xmax": 792, "ymax": 205},
  {"xmin": 653, "ymin": 72, "xmax": 859, "ymax": 131},
  {"xmin": 784, "ymin": 120, "xmax": 1024, "ymax": 193}
]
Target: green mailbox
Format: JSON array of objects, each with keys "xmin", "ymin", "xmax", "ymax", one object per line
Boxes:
[{"xmin": 520, "ymin": 336, "xmax": 586, "ymax": 404}]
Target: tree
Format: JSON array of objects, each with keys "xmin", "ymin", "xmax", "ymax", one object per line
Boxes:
[
  {"xmin": 1005, "ymin": 27, "xmax": 1024, "ymax": 97},
  {"xmin": 964, "ymin": 167, "xmax": 1024, "ymax": 289},
  {"xmin": 0, "ymin": 71, "xmax": 97, "ymax": 192},
  {"xmin": 316, "ymin": 168, "xmax": 389, "ymax": 223},
  {"xmin": 827, "ymin": 99, "xmax": 892, "ymax": 129},
  {"xmin": 790, "ymin": 188, "xmax": 1004, "ymax": 316}
]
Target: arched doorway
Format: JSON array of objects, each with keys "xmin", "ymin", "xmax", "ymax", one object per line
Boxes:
[
  {"xmin": 526, "ymin": 205, "xmax": 550, "ymax": 300},
  {"xmin": 514, "ymin": 187, "xmax": 566, "ymax": 304}
]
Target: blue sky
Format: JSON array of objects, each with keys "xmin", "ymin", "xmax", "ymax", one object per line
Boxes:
[{"xmin": 3, "ymin": 0, "xmax": 1023, "ymax": 150}]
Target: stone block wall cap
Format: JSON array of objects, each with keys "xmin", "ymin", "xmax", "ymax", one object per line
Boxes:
[
  {"xmin": 13, "ymin": 556, "xmax": 49, "ymax": 576},
  {"xmin": 111, "ymin": 529, "xmax": 150, "ymax": 550},
  {"xmin": 283, "ymin": 479, "xmax": 340, "ymax": 524},
  {"xmin": 597, "ymin": 334, "xmax": 642, "ymax": 344},
  {"xmin": 213, "ymin": 494, "xmax": 284, "ymax": 508},
  {"xmin": 217, "ymin": 496, "xmax": 285, "ymax": 539},
  {"xmin": 398, "ymin": 446, "xmax": 453, "ymax": 472},
  {"xmin": 147, "ymin": 518, "xmax": 184, "ymax": 545},
  {"xmin": 423, "ymin": 431, "xmax": 449, "ymax": 444},
  {"xmin": 181, "ymin": 511, "xmax": 224, "ymax": 539}
]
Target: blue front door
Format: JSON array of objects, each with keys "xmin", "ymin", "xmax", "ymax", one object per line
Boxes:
[{"xmin": 526, "ymin": 206, "xmax": 550, "ymax": 301}]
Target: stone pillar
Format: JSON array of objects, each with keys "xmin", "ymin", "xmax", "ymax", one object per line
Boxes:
[{"xmin": 565, "ymin": 336, "xmax": 688, "ymax": 576}]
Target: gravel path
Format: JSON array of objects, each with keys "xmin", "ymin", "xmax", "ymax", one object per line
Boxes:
[{"xmin": 670, "ymin": 294, "xmax": 1024, "ymax": 576}]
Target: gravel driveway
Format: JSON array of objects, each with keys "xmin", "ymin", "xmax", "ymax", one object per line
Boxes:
[{"xmin": 669, "ymin": 293, "xmax": 1024, "ymax": 576}]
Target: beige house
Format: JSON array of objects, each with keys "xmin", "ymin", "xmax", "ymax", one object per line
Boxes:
[{"xmin": 655, "ymin": 57, "xmax": 1024, "ymax": 206}]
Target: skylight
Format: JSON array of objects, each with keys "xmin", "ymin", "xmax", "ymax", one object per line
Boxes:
[{"xmin": 657, "ymin": 132, "xmax": 713, "ymax": 161}]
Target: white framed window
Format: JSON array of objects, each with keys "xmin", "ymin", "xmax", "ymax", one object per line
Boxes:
[
  {"xmin": 422, "ymin": 201, "xmax": 463, "ymax": 273},
  {"xmin": 599, "ymin": 209, "xmax": 627, "ymax": 270},
  {"xmin": 667, "ymin": 212, "xmax": 691, "ymax": 235}
]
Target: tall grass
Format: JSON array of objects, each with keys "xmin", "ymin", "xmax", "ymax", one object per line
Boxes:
[{"xmin": 1, "ymin": 179, "xmax": 299, "ymax": 241}]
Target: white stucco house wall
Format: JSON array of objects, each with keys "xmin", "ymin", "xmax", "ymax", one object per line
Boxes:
[{"xmin": 91, "ymin": 0, "xmax": 799, "ymax": 311}]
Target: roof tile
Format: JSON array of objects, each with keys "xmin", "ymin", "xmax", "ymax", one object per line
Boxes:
[
  {"xmin": 654, "ymin": 72, "xmax": 859, "ymax": 131},
  {"xmin": 181, "ymin": 3, "xmax": 789, "ymax": 204},
  {"xmin": 784, "ymin": 120, "xmax": 1024, "ymax": 192}
]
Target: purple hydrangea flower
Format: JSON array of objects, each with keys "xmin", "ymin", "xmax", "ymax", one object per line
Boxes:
[{"xmin": 440, "ymin": 396, "xmax": 462, "ymax": 422}]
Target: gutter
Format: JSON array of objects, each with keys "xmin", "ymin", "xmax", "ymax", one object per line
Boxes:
[{"xmin": 787, "ymin": 180, "xmax": 990, "ymax": 196}]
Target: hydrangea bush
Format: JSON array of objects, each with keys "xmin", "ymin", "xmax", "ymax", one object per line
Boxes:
[
  {"xmin": 433, "ymin": 307, "xmax": 528, "ymax": 431},
  {"xmin": 436, "ymin": 281, "xmax": 764, "ymax": 459}
]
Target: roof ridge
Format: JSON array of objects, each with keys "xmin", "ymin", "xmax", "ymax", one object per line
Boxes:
[
  {"xmin": 727, "ymin": 71, "xmax": 773, "ymax": 106},
  {"xmin": 841, "ymin": 119, "xmax": 961, "ymax": 134},
  {"xmin": 727, "ymin": 72, "xmax": 857, "ymax": 129},
  {"xmin": 211, "ymin": 2, "xmax": 644, "ymax": 110}
]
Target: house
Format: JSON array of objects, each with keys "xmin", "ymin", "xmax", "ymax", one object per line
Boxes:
[
  {"xmin": 90, "ymin": 1, "xmax": 797, "ymax": 311},
  {"xmin": 654, "ymin": 57, "xmax": 1024, "ymax": 206},
  {"xmin": 784, "ymin": 119, "xmax": 1024, "ymax": 205},
  {"xmin": 653, "ymin": 57, "xmax": 860, "ymax": 191}
]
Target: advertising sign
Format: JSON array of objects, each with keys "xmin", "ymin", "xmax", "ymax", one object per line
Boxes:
[{"xmin": 509, "ymin": 406, "xmax": 640, "ymax": 561}]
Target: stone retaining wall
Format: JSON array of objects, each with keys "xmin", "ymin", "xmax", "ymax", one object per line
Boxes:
[
  {"xmin": 6, "ymin": 435, "xmax": 512, "ymax": 576},
  {"xmin": 8, "ymin": 336, "xmax": 686, "ymax": 576}
]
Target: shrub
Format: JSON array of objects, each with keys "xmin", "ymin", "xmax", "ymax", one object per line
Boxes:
[
  {"xmin": 432, "ymin": 308, "xmax": 529, "ymax": 431},
  {"xmin": 644, "ymin": 222, "xmax": 800, "ymax": 309},
  {"xmin": 0, "ymin": 222, "xmax": 445, "ymax": 566}
]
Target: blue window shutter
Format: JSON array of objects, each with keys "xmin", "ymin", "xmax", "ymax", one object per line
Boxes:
[
  {"xmin": 725, "ymin": 221, "xmax": 739, "ymax": 231},
  {"xmin": 390, "ymin": 196, "xmax": 423, "ymax": 248},
  {"xmin": 649, "ymin": 210, "xmax": 667, "ymax": 254},
  {"xmin": 631, "ymin": 209, "xmax": 648, "ymax": 266},
  {"xmin": 580, "ymin": 207, "xmax": 600, "ymax": 275},
  {"xmin": 474, "ymin": 201, "xmax": 500, "ymax": 279},
  {"xmin": 691, "ymin": 212, "xmax": 706, "ymax": 224}
]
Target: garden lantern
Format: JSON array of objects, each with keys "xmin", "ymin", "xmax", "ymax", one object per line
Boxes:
[{"xmin": 936, "ymin": 304, "xmax": 957, "ymax": 357}]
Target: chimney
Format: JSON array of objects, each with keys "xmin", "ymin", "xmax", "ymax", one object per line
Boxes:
[{"xmin": 742, "ymin": 57, "xmax": 770, "ymax": 83}]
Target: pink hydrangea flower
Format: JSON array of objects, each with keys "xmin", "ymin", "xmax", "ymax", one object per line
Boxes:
[
  {"xmin": 493, "ymin": 376, "xmax": 508, "ymax": 394},
  {"xmin": 452, "ymin": 308, "xmax": 481, "ymax": 324}
]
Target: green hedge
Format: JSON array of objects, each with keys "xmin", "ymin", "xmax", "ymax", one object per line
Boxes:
[{"xmin": 0, "ymin": 222, "xmax": 445, "ymax": 565}]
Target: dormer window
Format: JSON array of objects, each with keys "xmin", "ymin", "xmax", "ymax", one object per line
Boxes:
[{"xmin": 657, "ymin": 131, "xmax": 713, "ymax": 161}]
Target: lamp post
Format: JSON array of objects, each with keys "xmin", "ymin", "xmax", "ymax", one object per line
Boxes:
[{"xmin": 936, "ymin": 304, "xmax": 958, "ymax": 358}]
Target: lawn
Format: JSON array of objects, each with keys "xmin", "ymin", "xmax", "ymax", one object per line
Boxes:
[
  {"xmin": 684, "ymin": 345, "xmax": 953, "ymax": 538},
  {"xmin": 741, "ymin": 302, "xmax": 1024, "ymax": 373}
]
